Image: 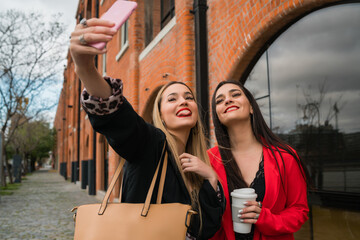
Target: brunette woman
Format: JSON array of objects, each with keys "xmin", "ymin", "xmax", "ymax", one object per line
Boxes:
[
  {"xmin": 69, "ymin": 18, "xmax": 225, "ymax": 239},
  {"xmin": 208, "ymin": 80, "xmax": 310, "ymax": 240}
]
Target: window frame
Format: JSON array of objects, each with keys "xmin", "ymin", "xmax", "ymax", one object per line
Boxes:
[
  {"xmin": 102, "ymin": 51, "xmax": 107, "ymax": 77},
  {"xmin": 116, "ymin": 20, "xmax": 129, "ymax": 61}
]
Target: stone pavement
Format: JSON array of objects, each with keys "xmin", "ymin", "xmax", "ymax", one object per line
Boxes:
[{"xmin": 0, "ymin": 169, "xmax": 100, "ymax": 240}]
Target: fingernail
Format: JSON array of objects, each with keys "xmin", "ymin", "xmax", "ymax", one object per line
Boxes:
[
  {"xmin": 238, "ymin": 209, "xmax": 243, "ymax": 213},
  {"xmin": 240, "ymin": 219, "xmax": 244, "ymax": 223},
  {"xmin": 243, "ymin": 201, "xmax": 248, "ymax": 205},
  {"xmin": 237, "ymin": 214, "xmax": 242, "ymax": 217}
]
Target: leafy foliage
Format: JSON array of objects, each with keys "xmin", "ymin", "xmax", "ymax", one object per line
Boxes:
[{"xmin": 8, "ymin": 120, "xmax": 56, "ymax": 166}]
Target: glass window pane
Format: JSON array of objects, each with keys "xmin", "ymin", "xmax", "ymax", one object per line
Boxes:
[
  {"xmin": 245, "ymin": 4, "xmax": 360, "ymax": 197},
  {"xmin": 162, "ymin": 0, "xmax": 170, "ymax": 17},
  {"xmin": 246, "ymin": 54, "xmax": 269, "ymax": 99},
  {"xmin": 161, "ymin": 0, "xmax": 174, "ymax": 28}
]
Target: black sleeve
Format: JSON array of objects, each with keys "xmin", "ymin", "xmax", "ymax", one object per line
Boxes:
[
  {"xmin": 189, "ymin": 180, "xmax": 226, "ymax": 239},
  {"xmin": 87, "ymin": 97, "xmax": 165, "ymax": 163}
]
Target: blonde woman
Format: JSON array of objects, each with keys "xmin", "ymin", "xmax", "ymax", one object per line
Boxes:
[{"xmin": 70, "ymin": 18, "xmax": 225, "ymax": 239}]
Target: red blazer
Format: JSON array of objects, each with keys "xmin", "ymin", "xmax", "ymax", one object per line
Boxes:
[{"xmin": 208, "ymin": 145, "xmax": 309, "ymax": 240}]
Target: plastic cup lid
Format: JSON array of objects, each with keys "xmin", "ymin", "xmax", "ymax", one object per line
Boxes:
[{"xmin": 231, "ymin": 188, "xmax": 257, "ymax": 198}]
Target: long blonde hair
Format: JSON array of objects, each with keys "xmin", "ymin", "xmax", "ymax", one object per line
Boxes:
[{"xmin": 152, "ymin": 81, "xmax": 211, "ymax": 205}]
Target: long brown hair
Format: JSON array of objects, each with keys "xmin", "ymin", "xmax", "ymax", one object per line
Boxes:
[
  {"xmin": 152, "ymin": 81, "xmax": 210, "ymax": 232},
  {"xmin": 211, "ymin": 80, "xmax": 311, "ymax": 194}
]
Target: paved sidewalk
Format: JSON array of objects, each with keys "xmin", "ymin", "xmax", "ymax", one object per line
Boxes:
[{"xmin": 0, "ymin": 169, "xmax": 99, "ymax": 240}]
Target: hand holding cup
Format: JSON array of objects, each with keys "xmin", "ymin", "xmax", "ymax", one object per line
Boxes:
[
  {"xmin": 238, "ymin": 199, "xmax": 262, "ymax": 224},
  {"xmin": 231, "ymin": 188, "xmax": 260, "ymax": 233}
]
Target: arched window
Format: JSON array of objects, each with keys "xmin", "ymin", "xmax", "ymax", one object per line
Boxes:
[{"xmin": 244, "ymin": 3, "xmax": 360, "ymax": 239}]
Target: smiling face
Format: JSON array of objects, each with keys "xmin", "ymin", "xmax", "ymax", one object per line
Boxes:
[
  {"xmin": 160, "ymin": 83, "xmax": 198, "ymax": 133},
  {"xmin": 215, "ymin": 83, "xmax": 253, "ymax": 127}
]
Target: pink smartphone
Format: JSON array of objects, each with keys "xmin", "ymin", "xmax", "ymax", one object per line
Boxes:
[{"xmin": 89, "ymin": 0, "xmax": 138, "ymax": 50}]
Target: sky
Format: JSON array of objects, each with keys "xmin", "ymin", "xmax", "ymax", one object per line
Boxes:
[
  {"xmin": 0, "ymin": 0, "xmax": 79, "ymax": 124},
  {"xmin": 245, "ymin": 3, "xmax": 360, "ymax": 134},
  {"xmin": 0, "ymin": 0, "xmax": 78, "ymax": 35}
]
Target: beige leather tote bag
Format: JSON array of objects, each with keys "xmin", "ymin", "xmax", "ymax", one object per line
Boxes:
[{"xmin": 71, "ymin": 147, "xmax": 196, "ymax": 240}]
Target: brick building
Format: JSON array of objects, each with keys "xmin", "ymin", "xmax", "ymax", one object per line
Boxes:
[{"xmin": 54, "ymin": 0, "xmax": 359, "ymax": 238}]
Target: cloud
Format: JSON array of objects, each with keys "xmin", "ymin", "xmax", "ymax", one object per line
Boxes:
[
  {"xmin": 272, "ymin": 4, "xmax": 360, "ymax": 55},
  {"xmin": 245, "ymin": 3, "xmax": 360, "ymax": 133},
  {"xmin": 1, "ymin": 0, "xmax": 78, "ymax": 35}
]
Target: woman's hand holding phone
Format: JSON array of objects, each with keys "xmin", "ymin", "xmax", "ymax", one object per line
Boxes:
[
  {"xmin": 70, "ymin": 1, "xmax": 137, "ymax": 57},
  {"xmin": 70, "ymin": 19, "xmax": 116, "ymax": 69},
  {"xmin": 69, "ymin": 18, "xmax": 115, "ymax": 99},
  {"xmin": 69, "ymin": 1, "xmax": 137, "ymax": 98},
  {"xmin": 89, "ymin": 1, "xmax": 137, "ymax": 49}
]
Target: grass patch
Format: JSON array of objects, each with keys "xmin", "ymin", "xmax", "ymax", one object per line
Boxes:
[
  {"xmin": 0, "ymin": 183, "xmax": 21, "ymax": 196},
  {"xmin": 0, "ymin": 183, "xmax": 21, "ymax": 191},
  {"xmin": 0, "ymin": 191, "xmax": 13, "ymax": 196}
]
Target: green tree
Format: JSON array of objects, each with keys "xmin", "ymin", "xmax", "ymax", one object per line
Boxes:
[{"xmin": 8, "ymin": 120, "xmax": 56, "ymax": 173}]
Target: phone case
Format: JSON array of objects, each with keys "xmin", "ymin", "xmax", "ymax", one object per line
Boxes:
[{"xmin": 89, "ymin": 0, "xmax": 138, "ymax": 50}]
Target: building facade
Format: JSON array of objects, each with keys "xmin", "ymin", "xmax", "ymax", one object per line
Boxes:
[{"xmin": 54, "ymin": 0, "xmax": 360, "ymax": 239}]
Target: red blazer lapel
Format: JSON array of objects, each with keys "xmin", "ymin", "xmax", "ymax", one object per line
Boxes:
[
  {"xmin": 262, "ymin": 146, "xmax": 280, "ymax": 210},
  {"xmin": 209, "ymin": 147, "xmax": 235, "ymax": 240}
]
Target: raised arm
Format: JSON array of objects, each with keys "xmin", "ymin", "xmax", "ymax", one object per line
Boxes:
[
  {"xmin": 69, "ymin": 18, "xmax": 116, "ymax": 98},
  {"xmin": 69, "ymin": 18, "xmax": 165, "ymax": 163}
]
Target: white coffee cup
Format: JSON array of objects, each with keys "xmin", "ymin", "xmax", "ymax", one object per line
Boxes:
[{"xmin": 231, "ymin": 188, "xmax": 258, "ymax": 234}]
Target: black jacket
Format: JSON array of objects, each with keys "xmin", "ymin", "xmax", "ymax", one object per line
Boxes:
[{"xmin": 88, "ymin": 97, "xmax": 225, "ymax": 239}]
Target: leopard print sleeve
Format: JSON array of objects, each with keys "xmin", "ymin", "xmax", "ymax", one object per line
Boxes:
[{"xmin": 81, "ymin": 77, "xmax": 124, "ymax": 115}]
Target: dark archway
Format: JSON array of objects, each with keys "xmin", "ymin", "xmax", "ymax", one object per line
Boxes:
[{"xmin": 141, "ymin": 85, "xmax": 164, "ymax": 123}]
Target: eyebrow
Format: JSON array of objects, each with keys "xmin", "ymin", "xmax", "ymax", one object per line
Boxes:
[
  {"xmin": 215, "ymin": 89, "xmax": 241, "ymax": 99},
  {"xmin": 167, "ymin": 91, "xmax": 193, "ymax": 98},
  {"xmin": 167, "ymin": 93, "xmax": 177, "ymax": 98}
]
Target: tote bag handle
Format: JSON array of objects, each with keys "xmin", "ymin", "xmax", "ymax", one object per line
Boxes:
[{"xmin": 98, "ymin": 143, "xmax": 167, "ymax": 215}]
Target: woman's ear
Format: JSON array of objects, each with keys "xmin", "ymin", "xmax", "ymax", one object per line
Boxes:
[{"xmin": 250, "ymin": 107, "xmax": 253, "ymax": 115}]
